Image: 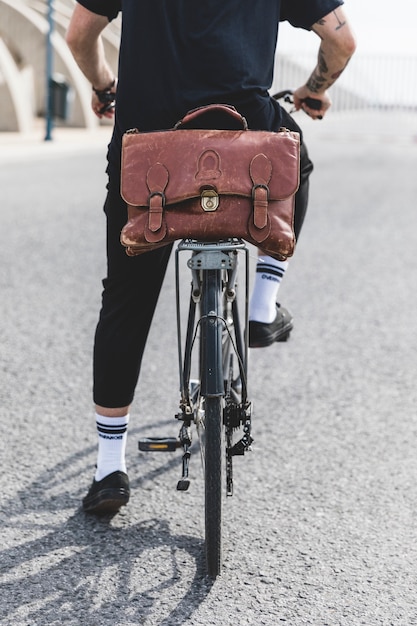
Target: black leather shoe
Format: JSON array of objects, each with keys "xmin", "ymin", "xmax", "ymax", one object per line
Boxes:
[
  {"xmin": 248, "ymin": 303, "xmax": 293, "ymax": 348},
  {"xmin": 83, "ymin": 470, "xmax": 130, "ymax": 514}
]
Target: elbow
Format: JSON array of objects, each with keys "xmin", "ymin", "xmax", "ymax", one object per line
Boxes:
[
  {"xmin": 65, "ymin": 28, "xmax": 78, "ymax": 54},
  {"xmin": 338, "ymin": 24, "xmax": 357, "ymax": 60},
  {"xmin": 65, "ymin": 22, "xmax": 88, "ymax": 58},
  {"xmin": 329, "ymin": 31, "xmax": 357, "ymax": 65},
  {"xmin": 345, "ymin": 31, "xmax": 357, "ymax": 59}
]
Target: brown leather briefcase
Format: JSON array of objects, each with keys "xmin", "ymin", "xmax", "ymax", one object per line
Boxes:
[{"xmin": 120, "ymin": 104, "xmax": 300, "ymax": 259}]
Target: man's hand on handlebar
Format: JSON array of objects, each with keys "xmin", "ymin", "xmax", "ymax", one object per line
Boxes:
[
  {"xmin": 91, "ymin": 78, "xmax": 117, "ymax": 120},
  {"xmin": 292, "ymin": 86, "xmax": 331, "ymax": 121}
]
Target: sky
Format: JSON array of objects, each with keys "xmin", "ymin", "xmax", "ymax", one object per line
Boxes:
[
  {"xmin": 347, "ymin": 0, "xmax": 417, "ymax": 55},
  {"xmin": 279, "ymin": 0, "xmax": 417, "ymax": 55}
]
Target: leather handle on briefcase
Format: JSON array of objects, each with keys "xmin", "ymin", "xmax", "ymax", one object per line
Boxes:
[{"xmin": 174, "ymin": 104, "xmax": 248, "ymax": 130}]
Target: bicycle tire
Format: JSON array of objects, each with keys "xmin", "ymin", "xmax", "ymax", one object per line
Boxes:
[
  {"xmin": 203, "ymin": 395, "xmax": 223, "ymax": 578},
  {"xmin": 199, "ymin": 268, "xmax": 224, "ymax": 578}
]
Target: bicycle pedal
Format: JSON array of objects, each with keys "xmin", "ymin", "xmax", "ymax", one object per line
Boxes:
[
  {"xmin": 138, "ymin": 437, "xmax": 181, "ymax": 452},
  {"xmin": 177, "ymin": 479, "xmax": 190, "ymax": 491}
]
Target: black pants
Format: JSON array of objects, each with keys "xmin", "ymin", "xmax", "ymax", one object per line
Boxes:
[{"xmin": 93, "ymin": 142, "xmax": 313, "ymax": 407}]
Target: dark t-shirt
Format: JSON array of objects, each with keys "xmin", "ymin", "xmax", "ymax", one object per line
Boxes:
[{"xmin": 76, "ymin": 0, "xmax": 343, "ymax": 177}]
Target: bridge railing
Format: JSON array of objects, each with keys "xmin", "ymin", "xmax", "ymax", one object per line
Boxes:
[{"xmin": 272, "ymin": 52, "xmax": 417, "ymax": 113}]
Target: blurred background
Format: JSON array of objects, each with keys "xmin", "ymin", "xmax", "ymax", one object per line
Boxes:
[{"xmin": 0, "ymin": 0, "xmax": 416, "ymax": 135}]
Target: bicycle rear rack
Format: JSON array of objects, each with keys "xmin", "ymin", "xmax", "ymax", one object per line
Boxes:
[{"xmin": 138, "ymin": 238, "xmax": 252, "ymax": 495}]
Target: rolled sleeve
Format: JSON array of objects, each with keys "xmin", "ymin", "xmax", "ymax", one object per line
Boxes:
[
  {"xmin": 76, "ymin": 0, "xmax": 121, "ymax": 21},
  {"xmin": 281, "ymin": 0, "xmax": 344, "ymax": 30}
]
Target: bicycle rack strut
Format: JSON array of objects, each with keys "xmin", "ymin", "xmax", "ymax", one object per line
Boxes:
[{"xmin": 139, "ymin": 240, "xmax": 253, "ymax": 497}]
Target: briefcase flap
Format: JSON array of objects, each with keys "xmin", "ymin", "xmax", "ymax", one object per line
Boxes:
[{"xmin": 120, "ymin": 128, "xmax": 300, "ymax": 208}]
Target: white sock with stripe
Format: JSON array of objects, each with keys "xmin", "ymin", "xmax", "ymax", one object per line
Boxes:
[
  {"xmin": 95, "ymin": 413, "xmax": 129, "ymax": 482},
  {"xmin": 249, "ymin": 256, "xmax": 289, "ymax": 324}
]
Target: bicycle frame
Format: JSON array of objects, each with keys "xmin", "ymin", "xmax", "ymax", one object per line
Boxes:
[
  {"xmin": 140, "ymin": 238, "xmax": 253, "ymax": 578},
  {"xmin": 175, "ymin": 238, "xmax": 253, "ymax": 576},
  {"xmin": 175, "ymin": 238, "xmax": 249, "ymax": 406}
]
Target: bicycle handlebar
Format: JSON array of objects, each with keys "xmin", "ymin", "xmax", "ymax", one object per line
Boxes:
[{"xmin": 273, "ymin": 90, "xmax": 322, "ymax": 111}]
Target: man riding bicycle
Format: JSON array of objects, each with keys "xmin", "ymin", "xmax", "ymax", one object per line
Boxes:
[{"xmin": 66, "ymin": 0, "xmax": 356, "ymax": 514}]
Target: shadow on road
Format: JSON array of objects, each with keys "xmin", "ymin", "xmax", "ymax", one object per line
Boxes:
[{"xmin": 0, "ymin": 429, "xmax": 214, "ymax": 626}]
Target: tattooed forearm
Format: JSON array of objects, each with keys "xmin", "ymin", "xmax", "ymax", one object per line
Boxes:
[
  {"xmin": 306, "ymin": 50, "xmax": 329, "ymax": 92},
  {"xmin": 307, "ymin": 57, "xmax": 349, "ymax": 93},
  {"xmin": 331, "ymin": 68, "xmax": 343, "ymax": 80},
  {"xmin": 306, "ymin": 26, "xmax": 353, "ymax": 93},
  {"xmin": 333, "ymin": 9, "xmax": 346, "ymax": 30},
  {"xmin": 306, "ymin": 73, "xmax": 326, "ymax": 93},
  {"xmin": 317, "ymin": 49, "xmax": 328, "ymax": 74},
  {"xmin": 301, "ymin": 6, "xmax": 356, "ymax": 105},
  {"xmin": 313, "ymin": 9, "xmax": 346, "ymax": 33}
]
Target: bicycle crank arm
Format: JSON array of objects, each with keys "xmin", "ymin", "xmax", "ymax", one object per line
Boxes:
[{"xmin": 177, "ymin": 445, "xmax": 191, "ymax": 491}]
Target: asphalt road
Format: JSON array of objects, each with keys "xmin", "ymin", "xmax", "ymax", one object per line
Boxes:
[{"xmin": 1, "ymin": 111, "xmax": 417, "ymax": 626}]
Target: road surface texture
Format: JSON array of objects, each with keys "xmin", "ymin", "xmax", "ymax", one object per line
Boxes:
[{"xmin": 1, "ymin": 110, "xmax": 417, "ymax": 625}]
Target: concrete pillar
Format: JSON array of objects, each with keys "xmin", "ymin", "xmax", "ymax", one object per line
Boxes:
[
  {"xmin": 0, "ymin": 38, "xmax": 33, "ymax": 131},
  {"xmin": 0, "ymin": 0, "xmax": 97, "ymax": 128}
]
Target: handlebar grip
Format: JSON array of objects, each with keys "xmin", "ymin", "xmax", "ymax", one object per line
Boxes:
[
  {"xmin": 99, "ymin": 101, "xmax": 115, "ymax": 114},
  {"xmin": 272, "ymin": 90, "xmax": 293, "ymax": 101},
  {"xmin": 302, "ymin": 97, "xmax": 322, "ymax": 111}
]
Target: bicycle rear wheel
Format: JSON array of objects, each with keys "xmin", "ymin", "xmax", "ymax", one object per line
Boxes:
[
  {"xmin": 203, "ymin": 396, "xmax": 223, "ymax": 578},
  {"xmin": 199, "ymin": 268, "xmax": 224, "ymax": 578}
]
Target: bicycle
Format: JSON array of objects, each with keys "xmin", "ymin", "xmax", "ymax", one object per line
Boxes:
[
  {"xmin": 140, "ymin": 236, "xmax": 252, "ymax": 579},
  {"xmin": 137, "ymin": 90, "xmax": 317, "ymax": 578}
]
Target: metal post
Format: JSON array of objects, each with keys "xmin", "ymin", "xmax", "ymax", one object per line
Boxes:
[{"xmin": 45, "ymin": 0, "xmax": 54, "ymax": 141}]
